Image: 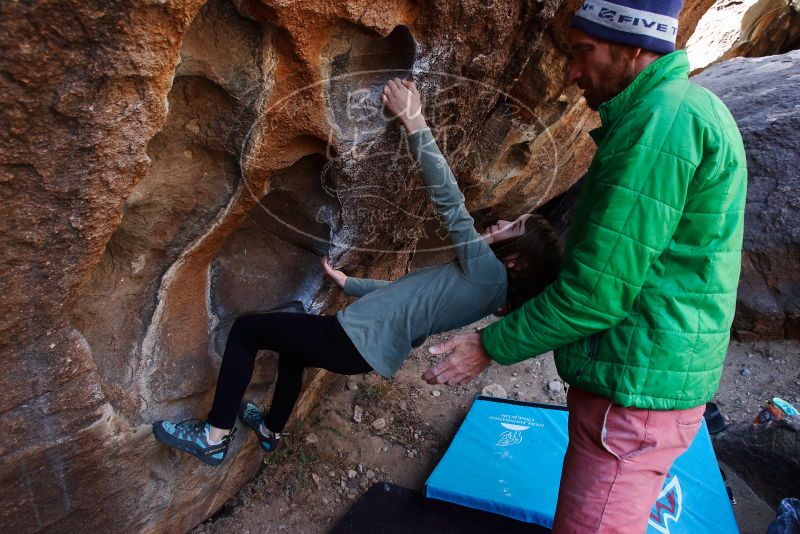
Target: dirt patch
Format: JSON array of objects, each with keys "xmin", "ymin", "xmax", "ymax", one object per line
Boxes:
[{"xmin": 193, "ymin": 319, "xmax": 799, "ymax": 534}]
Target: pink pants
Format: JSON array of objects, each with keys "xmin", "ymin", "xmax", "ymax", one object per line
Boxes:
[{"xmin": 552, "ymin": 387, "xmax": 705, "ymax": 534}]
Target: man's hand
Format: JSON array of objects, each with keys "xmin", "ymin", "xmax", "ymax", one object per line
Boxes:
[
  {"xmin": 322, "ymin": 256, "xmax": 347, "ymax": 289},
  {"xmin": 422, "ymin": 333, "xmax": 491, "ymax": 386},
  {"xmin": 381, "ymin": 78, "xmax": 427, "ymax": 134}
]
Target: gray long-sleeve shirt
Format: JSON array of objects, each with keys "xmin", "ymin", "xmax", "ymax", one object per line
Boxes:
[{"xmin": 336, "ymin": 128, "xmax": 507, "ymax": 377}]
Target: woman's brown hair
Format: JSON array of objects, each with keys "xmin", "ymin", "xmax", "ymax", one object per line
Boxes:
[{"xmin": 489, "ymin": 214, "xmax": 562, "ymax": 313}]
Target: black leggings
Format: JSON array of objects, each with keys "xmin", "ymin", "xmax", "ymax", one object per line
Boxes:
[{"xmin": 207, "ymin": 312, "xmax": 372, "ymax": 432}]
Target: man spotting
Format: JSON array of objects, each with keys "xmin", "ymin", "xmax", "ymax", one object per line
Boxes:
[{"xmin": 422, "ymin": 1, "xmax": 748, "ymax": 531}]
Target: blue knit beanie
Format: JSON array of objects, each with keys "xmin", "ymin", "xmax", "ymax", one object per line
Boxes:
[{"xmin": 571, "ymin": 0, "xmax": 684, "ymax": 54}]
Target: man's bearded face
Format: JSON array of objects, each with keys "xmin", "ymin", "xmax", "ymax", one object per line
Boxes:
[{"xmin": 566, "ymin": 29, "xmax": 638, "ymax": 111}]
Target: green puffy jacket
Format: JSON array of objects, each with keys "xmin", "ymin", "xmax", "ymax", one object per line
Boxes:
[{"xmin": 482, "ymin": 51, "xmax": 747, "ymax": 410}]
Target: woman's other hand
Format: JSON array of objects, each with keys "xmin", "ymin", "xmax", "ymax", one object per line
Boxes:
[{"xmin": 322, "ymin": 256, "xmax": 347, "ymax": 289}]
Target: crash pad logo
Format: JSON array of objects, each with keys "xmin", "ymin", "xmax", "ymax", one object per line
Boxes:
[
  {"xmin": 648, "ymin": 473, "xmax": 683, "ymax": 534},
  {"xmin": 490, "ymin": 414, "xmax": 543, "ymax": 447},
  {"xmin": 496, "ymin": 423, "xmax": 530, "ymax": 447}
]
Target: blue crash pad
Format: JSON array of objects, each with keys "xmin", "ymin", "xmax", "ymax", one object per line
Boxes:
[{"xmin": 425, "ymin": 396, "xmax": 738, "ymax": 533}]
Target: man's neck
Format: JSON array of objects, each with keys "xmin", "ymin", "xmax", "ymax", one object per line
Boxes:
[{"xmin": 633, "ymin": 51, "xmax": 663, "ymax": 78}]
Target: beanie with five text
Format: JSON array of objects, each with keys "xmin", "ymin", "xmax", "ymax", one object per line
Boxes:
[{"xmin": 571, "ymin": 0, "xmax": 684, "ymax": 54}]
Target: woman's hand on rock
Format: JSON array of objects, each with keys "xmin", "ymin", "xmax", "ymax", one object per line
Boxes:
[
  {"xmin": 322, "ymin": 256, "xmax": 347, "ymax": 289},
  {"xmin": 382, "ymin": 78, "xmax": 427, "ymax": 134}
]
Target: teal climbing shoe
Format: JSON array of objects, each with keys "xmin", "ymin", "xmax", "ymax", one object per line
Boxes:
[{"xmin": 152, "ymin": 419, "xmax": 236, "ymax": 466}]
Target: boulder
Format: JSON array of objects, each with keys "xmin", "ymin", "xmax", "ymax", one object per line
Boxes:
[
  {"xmin": 0, "ymin": 0, "xmax": 720, "ymax": 531},
  {"xmin": 686, "ymin": 0, "xmax": 800, "ymax": 72},
  {"xmin": 714, "ymin": 417, "xmax": 800, "ymax": 508},
  {"xmin": 693, "ymin": 51, "xmax": 800, "ymax": 340}
]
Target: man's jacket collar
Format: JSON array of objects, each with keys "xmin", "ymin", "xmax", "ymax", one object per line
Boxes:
[{"xmin": 590, "ymin": 50, "xmax": 690, "ymax": 144}]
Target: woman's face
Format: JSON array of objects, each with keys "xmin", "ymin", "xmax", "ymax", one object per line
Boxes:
[{"xmin": 483, "ymin": 213, "xmax": 532, "ymax": 244}]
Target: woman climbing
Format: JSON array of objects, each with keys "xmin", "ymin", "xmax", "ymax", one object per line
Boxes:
[{"xmin": 152, "ymin": 78, "xmax": 562, "ymax": 465}]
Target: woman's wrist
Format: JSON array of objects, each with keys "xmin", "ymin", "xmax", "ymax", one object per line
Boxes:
[{"xmin": 403, "ymin": 115, "xmax": 428, "ymax": 135}]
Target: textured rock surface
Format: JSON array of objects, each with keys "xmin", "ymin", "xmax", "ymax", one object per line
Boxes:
[
  {"xmin": 686, "ymin": 0, "xmax": 761, "ymax": 70},
  {"xmin": 693, "ymin": 51, "xmax": 800, "ymax": 340},
  {"xmin": 0, "ymin": 0, "xmax": 719, "ymax": 531},
  {"xmin": 714, "ymin": 417, "xmax": 800, "ymax": 508},
  {"xmin": 687, "ymin": 0, "xmax": 800, "ymax": 72}
]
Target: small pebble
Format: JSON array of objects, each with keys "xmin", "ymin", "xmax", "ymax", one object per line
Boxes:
[
  {"xmin": 347, "ymin": 469, "xmax": 357, "ymax": 479},
  {"xmin": 353, "ymin": 405, "xmax": 364, "ymax": 423},
  {"xmin": 432, "ymin": 390, "xmax": 441, "ymax": 397},
  {"xmin": 740, "ymin": 368, "xmax": 752, "ymax": 376},
  {"xmin": 305, "ymin": 433, "xmax": 319, "ymax": 444},
  {"xmin": 548, "ymin": 380, "xmax": 564, "ymax": 393},
  {"xmin": 372, "ymin": 418, "xmax": 387, "ymax": 430},
  {"xmin": 366, "ymin": 470, "xmax": 375, "ymax": 479},
  {"xmin": 481, "ymin": 383, "xmax": 508, "ymax": 398}
]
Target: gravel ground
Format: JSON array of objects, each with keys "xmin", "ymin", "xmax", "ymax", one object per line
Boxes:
[{"xmin": 193, "ymin": 321, "xmax": 799, "ymax": 534}]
